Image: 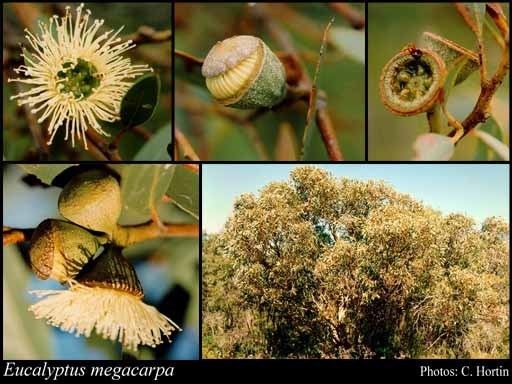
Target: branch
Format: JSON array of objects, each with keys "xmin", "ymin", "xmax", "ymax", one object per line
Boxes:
[
  {"xmin": 316, "ymin": 103, "xmax": 344, "ymax": 160},
  {"xmin": 250, "ymin": 4, "xmax": 344, "ymax": 161},
  {"xmin": 113, "ymin": 223, "xmax": 199, "ymax": 247},
  {"xmin": 86, "ymin": 129, "xmax": 122, "ymax": 161},
  {"xmin": 175, "ymin": 50, "xmax": 203, "ymax": 69},
  {"xmin": 182, "ymin": 164, "xmax": 199, "ymax": 173},
  {"xmin": 123, "ymin": 26, "xmax": 171, "ymax": 45},
  {"xmin": 20, "ymin": 97, "xmax": 49, "ymax": 161},
  {"xmin": 175, "ymin": 127, "xmax": 200, "ymax": 161},
  {"xmin": 10, "ymin": 3, "xmax": 40, "ymax": 30},
  {"xmin": 329, "ymin": 3, "xmax": 365, "ymax": 29},
  {"xmin": 3, "ymin": 228, "xmax": 33, "ymax": 246},
  {"xmin": 3, "ymin": 223, "xmax": 198, "ymax": 248},
  {"xmin": 449, "ymin": 6, "xmax": 509, "ymax": 143}
]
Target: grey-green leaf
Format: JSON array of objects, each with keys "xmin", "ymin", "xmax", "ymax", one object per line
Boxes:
[
  {"xmin": 412, "ymin": 133, "xmax": 454, "ymax": 161},
  {"xmin": 166, "ymin": 165, "xmax": 199, "ymax": 219},
  {"xmin": 330, "ymin": 27, "xmax": 365, "ymax": 64},
  {"xmin": 3, "ymin": 245, "xmax": 51, "ymax": 359},
  {"xmin": 18, "ymin": 164, "xmax": 76, "ymax": 185},
  {"xmin": 466, "ymin": 3, "xmax": 486, "ymax": 37},
  {"xmin": 473, "ymin": 129, "xmax": 509, "ymax": 161},
  {"xmin": 120, "ymin": 74, "xmax": 160, "ymax": 127},
  {"xmin": 118, "ymin": 164, "xmax": 176, "ymax": 226},
  {"xmin": 134, "ymin": 124, "xmax": 171, "ymax": 161},
  {"xmin": 443, "ymin": 58, "xmax": 468, "ymax": 103},
  {"xmin": 474, "ymin": 116, "xmax": 504, "ymax": 160}
]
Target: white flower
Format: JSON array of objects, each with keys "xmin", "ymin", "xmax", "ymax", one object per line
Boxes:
[
  {"xmin": 29, "ymin": 280, "xmax": 181, "ymax": 351},
  {"xmin": 8, "ymin": 3, "xmax": 152, "ymax": 149}
]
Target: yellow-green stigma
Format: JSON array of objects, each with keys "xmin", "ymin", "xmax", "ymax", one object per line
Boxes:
[{"xmin": 57, "ymin": 59, "xmax": 100, "ymax": 99}]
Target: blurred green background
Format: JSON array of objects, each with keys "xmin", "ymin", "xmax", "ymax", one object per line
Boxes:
[
  {"xmin": 368, "ymin": 3, "xmax": 509, "ymax": 160},
  {"xmin": 3, "ymin": 3, "xmax": 172, "ymax": 161},
  {"xmin": 3, "ymin": 164, "xmax": 199, "ymax": 360},
  {"xmin": 175, "ymin": 2, "xmax": 365, "ymax": 161}
]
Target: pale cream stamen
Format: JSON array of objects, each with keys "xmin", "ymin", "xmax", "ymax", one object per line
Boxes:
[
  {"xmin": 29, "ymin": 281, "xmax": 181, "ymax": 351},
  {"xmin": 8, "ymin": 4, "xmax": 152, "ymax": 149}
]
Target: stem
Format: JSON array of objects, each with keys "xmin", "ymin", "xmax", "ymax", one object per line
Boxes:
[
  {"xmin": 175, "ymin": 128, "xmax": 200, "ymax": 161},
  {"xmin": 123, "ymin": 26, "xmax": 171, "ymax": 45},
  {"xmin": 426, "ymin": 104, "xmax": 444, "ymax": 133},
  {"xmin": 449, "ymin": 9, "xmax": 509, "ymax": 144},
  {"xmin": 3, "ymin": 228, "xmax": 33, "ymax": 246},
  {"xmin": 328, "ymin": 3, "xmax": 365, "ymax": 29},
  {"xmin": 112, "ymin": 222, "xmax": 198, "ymax": 247},
  {"xmin": 316, "ymin": 105, "xmax": 343, "ymax": 161}
]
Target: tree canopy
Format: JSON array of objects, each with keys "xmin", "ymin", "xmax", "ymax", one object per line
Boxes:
[{"xmin": 203, "ymin": 166, "xmax": 509, "ymax": 358}]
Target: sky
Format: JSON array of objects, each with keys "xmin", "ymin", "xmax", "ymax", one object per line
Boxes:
[{"xmin": 202, "ymin": 164, "xmax": 509, "ymax": 233}]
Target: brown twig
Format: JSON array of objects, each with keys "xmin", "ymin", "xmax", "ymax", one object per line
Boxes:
[
  {"xmin": 10, "ymin": 3, "xmax": 40, "ymax": 30},
  {"xmin": 175, "ymin": 50, "xmax": 203, "ymax": 69},
  {"xmin": 329, "ymin": 3, "xmax": 365, "ymax": 29},
  {"xmin": 3, "ymin": 228, "xmax": 33, "ymax": 246},
  {"xmin": 449, "ymin": 5, "xmax": 509, "ymax": 143},
  {"xmin": 251, "ymin": 5, "xmax": 344, "ymax": 161},
  {"xmin": 182, "ymin": 164, "xmax": 200, "ymax": 173},
  {"xmin": 20, "ymin": 99, "xmax": 49, "ymax": 161},
  {"xmin": 132, "ymin": 126, "xmax": 152, "ymax": 141},
  {"xmin": 316, "ymin": 104, "xmax": 344, "ymax": 161},
  {"xmin": 124, "ymin": 26, "xmax": 171, "ymax": 45},
  {"xmin": 86, "ymin": 129, "xmax": 122, "ymax": 161},
  {"xmin": 175, "ymin": 127, "xmax": 200, "ymax": 161},
  {"xmin": 113, "ymin": 222, "xmax": 199, "ymax": 247},
  {"xmin": 83, "ymin": 135, "xmax": 109, "ymax": 161}
]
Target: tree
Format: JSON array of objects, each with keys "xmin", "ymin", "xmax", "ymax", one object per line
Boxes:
[{"xmin": 203, "ymin": 166, "xmax": 509, "ymax": 358}]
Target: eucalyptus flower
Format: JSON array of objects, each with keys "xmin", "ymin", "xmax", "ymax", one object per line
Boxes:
[{"xmin": 8, "ymin": 3, "xmax": 152, "ymax": 148}]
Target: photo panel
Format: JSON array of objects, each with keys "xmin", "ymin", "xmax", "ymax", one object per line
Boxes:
[
  {"xmin": 202, "ymin": 163, "xmax": 509, "ymax": 359},
  {"xmin": 3, "ymin": 2, "xmax": 172, "ymax": 161},
  {"xmin": 3, "ymin": 164, "xmax": 199, "ymax": 360},
  {"xmin": 174, "ymin": 2, "xmax": 365, "ymax": 161},
  {"xmin": 368, "ymin": 3, "xmax": 509, "ymax": 161}
]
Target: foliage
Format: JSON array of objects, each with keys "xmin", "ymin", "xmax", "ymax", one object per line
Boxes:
[
  {"xmin": 203, "ymin": 166, "xmax": 509, "ymax": 358},
  {"xmin": 3, "ymin": 164, "xmax": 199, "ymax": 359}
]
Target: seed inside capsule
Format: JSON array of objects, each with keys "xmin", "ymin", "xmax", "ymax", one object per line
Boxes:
[{"xmin": 392, "ymin": 59, "xmax": 433, "ymax": 101}]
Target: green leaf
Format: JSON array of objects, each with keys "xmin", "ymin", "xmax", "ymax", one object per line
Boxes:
[
  {"xmin": 474, "ymin": 116, "xmax": 504, "ymax": 160},
  {"xmin": 473, "ymin": 129, "xmax": 509, "ymax": 161},
  {"xmin": 330, "ymin": 27, "xmax": 365, "ymax": 64},
  {"xmin": 412, "ymin": 133, "xmax": 454, "ymax": 161},
  {"xmin": 466, "ymin": 3, "xmax": 486, "ymax": 37},
  {"xmin": 166, "ymin": 165, "xmax": 199, "ymax": 219},
  {"xmin": 18, "ymin": 164, "xmax": 76, "ymax": 185},
  {"xmin": 118, "ymin": 164, "xmax": 176, "ymax": 226},
  {"xmin": 157, "ymin": 238, "xmax": 199, "ymax": 327},
  {"xmin": 157, "ymin": 200, "xmax": 198, "ymax": 224},
  {"xmin": 443, "ymin": 58, "xmax": 468, "ymax": 103},
  {"xmin": 134, "ymin": 124, "xmax": 171, "ymax": 161},
  {"xmin": 120, "ymin": 74, "xmax": 160, "ymax": 127},
  {"xmin": 3, "ymin": 245, "xmax": 51, "ymax": 359}
]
